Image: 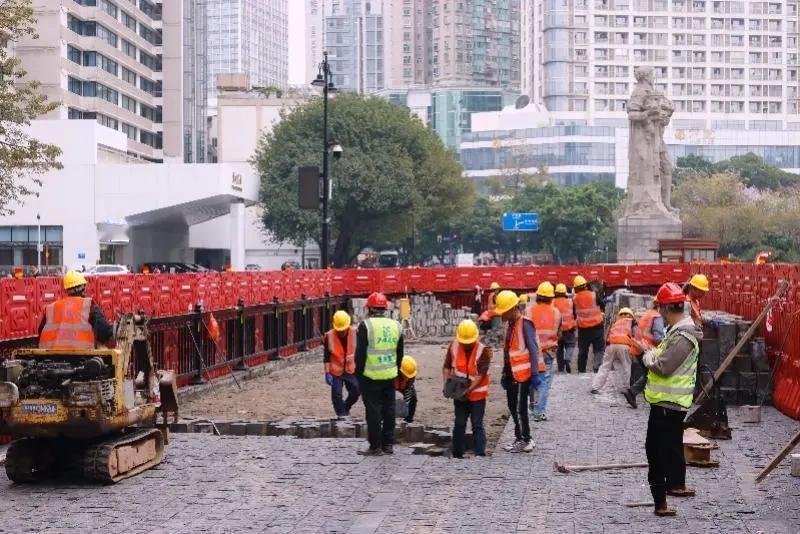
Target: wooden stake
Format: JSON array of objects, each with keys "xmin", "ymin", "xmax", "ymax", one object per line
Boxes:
[
  {"xmin": 755, "ymin": 428, "xmax": 800, "ymax": 483},
  {"xmin": 555, "ymin": 461, "xmax": 648, "ymax": 474}
]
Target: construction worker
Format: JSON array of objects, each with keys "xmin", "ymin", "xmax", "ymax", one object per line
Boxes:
[
  {"xmin": 443, "ymin": 320, "xmax": 492, "ymax": 458},
  {"xmin": 496, "ymin": 290, "xmax": 539, "ymax": 453},
  {"xmin": 623, "ymin": 302, "xmax": 665, "ymax": 409},
  {"xmin": 527, "ymin": 282, "xmax": 561, "ymax": 421},
  {"xmin": 324, "ymin": 311, "xmax": 360, "ymax": 417},
  {"xmin": 38, "ymin": 271, "xmax": 114, "ymax": 349},
  {"xmin": 591, "ymin": 308, "xmax": 637, "ymax": 394},
  {"xmin": 479, "ymin": 281, "xmax": 502, "ymax": 341},
  {"xmin": 395, "ymin": 356, "xmax": 418, "ymax": 423},
  {"xmin": 518, "ymin": 293, "xmax": 529, "ymax": 312},
  {"xmin": 684, "ymin": 274, "xmax": 709, "ymax": 328},
  {"xmin": 553, "ymin": 283, "xmax": 577, "ymax": 373},
  {"xmin": 573, "ymin": 275, "xmax": 606, "ymax": 373},
  {"xmin": 355, "ymin": 292, "xmax": 403, "ymax": 456},
  {"xmin": 635, "ymin": 282, "xmax": 701, "ymax": 517}
]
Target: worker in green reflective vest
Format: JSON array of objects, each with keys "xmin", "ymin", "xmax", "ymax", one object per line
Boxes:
[
  {"xmin": 631, "ymin": 282, "xmax": 701, "ymax": 518},
  {"xmin": 355, "ymin": 292, "xmax": 404, "ymax": 456}
]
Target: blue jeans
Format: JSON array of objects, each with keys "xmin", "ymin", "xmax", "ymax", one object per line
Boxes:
[
  {"xmin": 331, "ymin": 374, "xmax": 360, "ymax": 416},
  {"xmin": 532, "ymin": 353, "xmax": 555, "ymax": 417},
  {"xmin": 452, "ymin": 399, "xmax": 487, "ymax": 457}
]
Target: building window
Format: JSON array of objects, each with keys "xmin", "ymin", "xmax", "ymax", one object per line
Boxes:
[
  {"xmin": 139, "ymin": 24, "xmax": 161, "ymax": 46},
  {"xmin": 96, "ymin": 83, "xmax": 118, "ymax": 104},
  {"xmin": 67, "ymin": 45, "xmax": 81, "ymax": 64},
  {"xmin": 68, "ymin": 76, "xmax": 83, "ymax": 95},
  {"xmin": 139, "ymin": 77, "xmax": 160, "ymax": 96},
  {"xmin": 121, "ymin": 94, "xmax": 137, "ymax": 113},
  {"xmin": 97, "ymin": 113, "xmax": 119, "ymax": 130},
  {"xmin": 139, "ymin": 51, "xmax": 160, "ymax": 71},
  {"xmin": 68, "ymin": 107, "xmax": 83, "ymax": 119},
  {"xmin": 121, "ymin": 123, "xmax": 137, "ymax": 140},
  {"xmin": 121, "ymin": 66, "xmax": 137, "ymax": 86},
  {"xmin": 122, "ymin": 39, "xmax": 136, "ymax": 59},
  {"xmin": 100, "ymin": 0, "xmax": 117, "ymax": 18},
  {"xmin": 122, "ymin": 11, "xmax": 137, "ymax": 31}
]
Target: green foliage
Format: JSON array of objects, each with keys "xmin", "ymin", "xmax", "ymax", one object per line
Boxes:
[
  {"xmin": 458, "ymin": 196, "xmax": 513, "ymax": 260},
  {"xmin": 674, "ymin": 152, "xmax": 800, "ymax": 191},
  {"xmin": 0, "ymin": 0, "xmax": 63, "ymax": 215},
  {"xmin": 254, "ymin": 93, "xmax": 473, "ymax": 266}
]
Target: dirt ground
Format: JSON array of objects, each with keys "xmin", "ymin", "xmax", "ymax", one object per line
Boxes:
[{"xmin": 183, "ymin": 340, "xmax": 510, "ymax": 447}]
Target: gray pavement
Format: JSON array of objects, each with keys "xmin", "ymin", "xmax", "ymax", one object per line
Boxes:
[{"xmin": 0, "ymin": 372, "xmax": 798, "ymax": 534}]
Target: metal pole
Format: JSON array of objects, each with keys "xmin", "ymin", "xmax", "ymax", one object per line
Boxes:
[
  {"xmin": 321, "ymin": 52, "xmax": 330, "ymax": 269},
  {"xmin": 36, "ymin": 214, "xmax": 41, "ymax": 273}
]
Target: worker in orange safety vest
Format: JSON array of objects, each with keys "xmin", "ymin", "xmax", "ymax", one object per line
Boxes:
[
  {"xmin": 324, "ymin": 310, "xmax": 360, "ymax": 417},
  {"xmin": 684, "ymin": 274, "xmax": 709, "ymax": 328},
  {"xmin": 553, "ymin": 283, "xmax": 577, "ymax": 373},
  {"xmin": 591, "ymin": 308, "xmax": 638, "ymax": 394},
  {"xmin": 623, "ymin": 303, "xmax": 665, "ymax": 409},
  {"xmin": 527, "ymin": 282, "xmax": 561, "ymax": 422},
  {"xmin": 573, "ymin": 275, "xmax": 606, "ymax": 373}
]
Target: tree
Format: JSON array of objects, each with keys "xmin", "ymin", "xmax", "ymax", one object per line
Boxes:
[
  {"xmin": 459, "ymin": 196, "xmax": 513, "ymax": 260},
  {"xmin": 254, "ymin": 93, "xmax": 473, "ymax": 266},
  {"xmin": 0, "ymin": 0, "xmax": 63, "ymax": 215},
  {"xmin": 713, "ymin": 153, "xmax": 800, "ymax": 190}
]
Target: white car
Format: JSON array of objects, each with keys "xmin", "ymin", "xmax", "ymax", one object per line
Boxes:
[{"xmin": 86, "ymin": 264, "xmax": 130, "ymax": 276}]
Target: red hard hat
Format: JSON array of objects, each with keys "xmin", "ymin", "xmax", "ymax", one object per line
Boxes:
[
  {"xmin": 366, "ymin": 292, "xmax": 389, "ymax": 309},
  {"xmin": 654, "ymin": 282, "xmax": 686, "ymax": 304}
]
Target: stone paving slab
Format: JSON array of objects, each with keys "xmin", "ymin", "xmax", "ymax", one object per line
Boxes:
[{"xmin": 0, "ymin": 372, "xmax": 797, "ymax": 534}]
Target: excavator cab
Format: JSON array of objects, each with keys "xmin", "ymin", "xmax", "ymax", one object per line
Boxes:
[{"xmin": 0, "ymin": 313, "xmax": 178, "ymax": 484}]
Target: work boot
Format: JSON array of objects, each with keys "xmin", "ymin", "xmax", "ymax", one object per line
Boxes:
[
  {"xmin": 667, "ymin": 487, "xmax": 695, "ymax": 497},
  {"xmin": 381, "ymin": 444, "xmax": 394, "ymax": 455},
  {"xmin": 622, "ymin": 388, "xmax": 637, "ymax": 409},
  {"xmin": 565, "ymin": 362, "xmax": 572, "ymax": 374},
  {"xmin": 358, "ymin": 447, "xmax": 384, "ymax": 457}
]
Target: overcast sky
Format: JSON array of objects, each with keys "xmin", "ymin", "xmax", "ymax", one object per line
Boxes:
[{"xmin": 288, "ymin": 2, "xmax": 306, "ymax": 85}]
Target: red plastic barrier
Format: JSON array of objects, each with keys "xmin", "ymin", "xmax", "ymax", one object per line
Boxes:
[
  {"xmin": 381, "ymin": 269, "xmax": 403, "ymax": 295},
  {"xmin": 116, "ymin": 276, "xmax": 136, "ymax": 314},
  {"xmin": 134, "ymin": 275, "xmax": 157, "ymax": 315},
  {"xmin": 36, "ymin": 278, "xmax": 64, "ymax": 329},
  {"xmin": 154, "ymin": 275, "xmax": 176, "ymax": 316},
  {"xmin": 176, "ymin": 279, "xmax": 196, "ymax": 315},
  {"xmin": 0, "ymin": 279, "xmax": 37, "ymax": 339},
  {"xmin": 87, "ymin": 276, "xmax": 117, "ymax": 321}
]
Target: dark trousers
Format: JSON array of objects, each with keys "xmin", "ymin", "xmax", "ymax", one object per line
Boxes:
[
  {"xmin": 331, "ymin": 374, "xmax": 360, "ymax": 416},
  {"xmin": 506, "ymin": 378, "xmax": 531, "ymax": 442},
  {"xmin": 577, "ymin": 324, "xmax": 606, "ymax": 373},
  {"xmin": 631, "ymin": 357, "xmax": 648, "ymax": 396},
  {"xmin": 405, "ymin": 394, "xmax": 417, "ymax": 423},
  {"xmin": 645, "ymin": 405, "xmax": 687, "ymax": 507},
  {"xmin": 452, "ymin": 399, "xmax": 487, "ymax": 457},
  {"xmin": 556, "ymin": 329, "xmax": 577, "ymax": 372},
  {"xmin": 359, "ymin": 378, "xmax": 395, "ymax": 449}
]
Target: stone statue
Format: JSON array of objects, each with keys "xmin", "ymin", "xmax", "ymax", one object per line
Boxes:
[{"xmin": 624, "ymin": 67, "xmax": 677, "ymax": 219}]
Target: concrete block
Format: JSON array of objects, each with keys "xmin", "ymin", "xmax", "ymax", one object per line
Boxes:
[
  {"xmin": 699, "ymin": 339, "xmax": 720, "ymax": 370},
  {"xmin": 423, "ymin": 429, "xmax": 438, "ymax": 443},
  {"xmin": 720, "ymin": 370, "xmax": 739, "ymax": 388},
  {"xmin": 335, "ymin": 423, "xmax": 356, "ymax": 438},
  {"xmin": 411, "ymin": 443, "xmax": 435, "ymax": 455},
  {"xmin": 427, "ymin": 447, "xmax": 448, "ymax": 457},
  {"xmin": 404, "ymin": 423, "xmax": 425, "ymax": 442},
  {"xmin": 212, "ymin": 421, "xmax": 232, "ymax": 434},
  {"xmin": 169, "ymin": 422, "xmax": 190, "ymax": 433},
  {"xmin": 791, "ymin": 454, "xmax": 800, "ymax": 477},
  {"xmin": 300, "ymin": 424, "xmax": 322, "ymax": 439},
  {"xmin": 194, "ymin": 422, "xmax": 213, "ymax": 434},
  {"xmin": 718, "ymin": 322, "xmax": 737, "ymax": 359},
  {"xmin": 229, "ymin": 423, "xmax": 248, "ymax": 436},
  {"xmin": 433, "ymin": 430, "xmax": 452, "ymax": 447},
  {"xmin": 246, "ymin": 422, "xmax": 266, "ymax": 436},
  {"xmin": 733, "ymin": 354, "xmax": 753, "ymax": 373}
]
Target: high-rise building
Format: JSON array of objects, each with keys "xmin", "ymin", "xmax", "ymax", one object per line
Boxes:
[
  {"xmin": 522, "ymin": 0, "xmax": 800, "ymax": 130},
  {"xmin": 307, "ymin": 0, "xmax": 521, "ymax": 93},
  {"xmin": 206, "ymin": 0, "xmax": 289, "ymax": 101},
  {"xmin": 16, "ymin": 0, "xmax": 208, "ymax": 163}
]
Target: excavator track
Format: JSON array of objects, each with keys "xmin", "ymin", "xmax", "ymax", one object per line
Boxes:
[
  {"xmin": 5, "ymin": 438, "xmax": 57, "ymax": 483},
  {"xmin": 82, "ymin": 428, "xmax": 165, "ymax": 484}
]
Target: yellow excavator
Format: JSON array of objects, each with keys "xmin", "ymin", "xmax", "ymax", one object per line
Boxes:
[{"xmin": 0, "ymin": 313, "xmax": 178, "ymax": 484}]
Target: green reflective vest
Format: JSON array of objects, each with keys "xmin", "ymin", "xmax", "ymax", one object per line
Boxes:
[
  {"xmin": 363, "ymin": 317, "xmax": 401, "ymax": 380},
  {"xmin": 644, "ymin": 326, "xmax": 699, "ymax": 409}
]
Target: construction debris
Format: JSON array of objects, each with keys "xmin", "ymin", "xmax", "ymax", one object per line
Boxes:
[
  {"xmin": 554, "ymin": 461, "xmax": 648, "ymax": 474},
  {"xmin": 684, "ymin": 428, "xmax": 719, "ymax": 468},
  {"xmin": 351, "ymin": 294, "xmax": 476, "ymax": 339}
]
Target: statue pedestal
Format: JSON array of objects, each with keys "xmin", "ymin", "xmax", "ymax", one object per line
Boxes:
[{"xmin": 617, "ymin": 212, "xmax": 682, "ymax": 263}]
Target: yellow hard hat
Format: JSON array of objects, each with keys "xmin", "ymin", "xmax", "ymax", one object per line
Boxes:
[
  {"xmin": 555, "ymin": 283, "xmax": 568, "ymax": 295},
  {"xmin": 332, "ymin": 310, "xmax": 351, "ymax": 331},
  {"xmin": 689, "ymin": 274, "xmax": 710, "ymax": 292},
  {"xmin": 573, "ymin": 275, "xmax": 588, "ymax": 288},
  {"xmin": 490, "ymin": 282, "xmax": 500, "ymax": 290},
  {"xmin": 63, "ymin": 270, "xmax": 87, "ymax": 290},
  {"xmin": 536, "ymin": 281, "xmax": 555, "ymax": 298},
  {"xmin": 456, "ymin": 319, "xmax": 479, "ymax": 344},
  {"xmin": 618, "ymin": 307, "xmax": 635, "ymax": 318},
  {"xmin": 519, "ymin": 294, "xmax": 529, "ymax": 304},
  {"xmin": 400, "ymin": 356, "xmax": 417, "ymax": 379},
  {"xmin": 493, "ymin": 290, "xmax": 519, "ymax": 315}
]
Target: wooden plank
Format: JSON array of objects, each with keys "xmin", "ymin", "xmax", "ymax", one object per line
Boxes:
[{"xmin": 756, "ymin": 428, "xmax": 800, "ymax": 483}]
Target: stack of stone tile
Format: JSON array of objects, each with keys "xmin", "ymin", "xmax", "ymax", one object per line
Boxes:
[{"xmin": 351, "ymin": 294, "xmax": 476, "ymax": 339}]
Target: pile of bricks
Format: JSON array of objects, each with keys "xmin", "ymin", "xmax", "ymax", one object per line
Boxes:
[
  {"xmin": 170, "ymin": 417, "xmax": 467, "ymax": 456},
  {"xmin": 351, "ymin": 294, "xmax": 476, "ymax": 339}
]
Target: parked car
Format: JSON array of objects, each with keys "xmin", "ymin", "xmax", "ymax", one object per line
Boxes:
[
  {"xmin": 141, "ymin": 262, "xmax": 212, "ymax": 274},
  {"xmin": 245, "ymin": 264, "xmax": 261, "ymax": 271},
  {"xmin": 86, "ymin": 264, "xmax": 130, "ymax": 276},
  {"xmin": 281, "ymin": 261, "xmax": 300, "ymax": 271}
]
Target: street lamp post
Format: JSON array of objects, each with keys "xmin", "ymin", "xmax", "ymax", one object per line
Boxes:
[
  {"xmin": 311, "ymin": 52, "xmax": 337, "ymax": 269},
  {"xmin": 35, "ymin": 192, "xmax": 41, "ymax": 274}
]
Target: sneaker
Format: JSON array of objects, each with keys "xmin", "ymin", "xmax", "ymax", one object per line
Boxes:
[
  {"xmin": 504, "ymin": 439, "xmax": 524, "ymax": 452},
  {"xmin": 534, "ymin": 414, "xmax": 548, "ymax": 422},
  {"xmin": 523, "ymin": 440, "xmax": 535, "ymax": 452},
  {"xmin": 622, "ymin": 388, "xmax": 638, "ymax": 409},
  {"xmin": 509, "ymin": 441, "xmax": 528, "ymax": 453},
  {"xmin": 381, "ymin": 444, "xmax": 394, "ymax": 455},
  {"xmin": 358, "ymin": 447, "xmax": 384, "ymax": 456}
]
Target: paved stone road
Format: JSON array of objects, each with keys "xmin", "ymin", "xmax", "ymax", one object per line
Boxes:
[{"xmin": 1, "ymin": 373, "xmax": 797, "ymax": 534}]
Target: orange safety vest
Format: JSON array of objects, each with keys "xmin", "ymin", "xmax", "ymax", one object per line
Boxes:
[
  {"xmin": 487, "ymin": 291, "xmax": 497, "ymax": 313},
  {"xmin": 607, "ymin": 317, "xmax": 634, "ymax": 346},
  {"xmin": 506, "ymin": 316, "xmax": 540, "ymax": 382},
  {"xmin": 636, "ymin": 309, "xmax": 660, "ymax": 348},
  {"xmin": 449, "ymin": 340, "xmax": 490, "ymax": 401},
  {"xmin": 528, "ymin": 303, "xmax": 560, "ymax": 353},
  {"xmin": 574, "ymin": 290, "xmax": 604, "ymax": 328},
  {"xmin": 554, "ymin": 296, "xmax": 576, "ymax": 332},
  {"xmin": 39, "ymin": 297, "xmax": 96, "ymax": 350},
  {"xmin": 326, "ymin": 327, "xmax": 356, "ymax": 376}
]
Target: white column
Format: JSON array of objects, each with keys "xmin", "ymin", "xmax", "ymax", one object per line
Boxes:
[{"xmin": 230, "ymin": 200, "xmax": 246, "ymax": 271}]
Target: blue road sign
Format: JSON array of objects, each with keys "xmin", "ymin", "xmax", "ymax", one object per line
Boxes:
[{"xmin": 502, "ymin": 212, "xmax": 539, "ymax": 232}]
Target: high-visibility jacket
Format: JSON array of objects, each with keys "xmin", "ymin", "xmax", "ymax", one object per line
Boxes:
[
  {"xmin": 528, "ymin": 303, "xmax": 560, "ymax": 353},
  {"xmin": 636, "ymin": 309, "xmax": 660, "ymax": 348},
  {"xmin": 607, "ymin": 317, "xmax": 634, "ymax": 346},
  {"xmin": 326, "ymin": 327, "xmax": 356, "ymax": 376},
  {"xmin": 644, "ymin": 327, "xmax": 699, "ymax": 409},
  {"xmin": 39, "ymin": 297, "xmax": 95, "ymax": 350},
  {"xmin": 554, "ymin": 296, "xmax": 576, "ymax": 332},
  {"xmin": 575, "ymin": 290, "xmax": 604, "ymax": 328},
  {"xmin": 449, "ymin": 340, "xmax": 490, "ymax": 401},
  {"xmin": 506, "ymin": 316, "xmax": 539, "ymax": 382},
  {"xmin": 363, "ymin": 317, "xmax": 400, "ymax": 380}
]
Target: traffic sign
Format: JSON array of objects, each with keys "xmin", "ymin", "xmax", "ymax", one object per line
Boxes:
[{"xmin": 502, "ymin": 212, "xmax": 539, "ymax": 232}]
